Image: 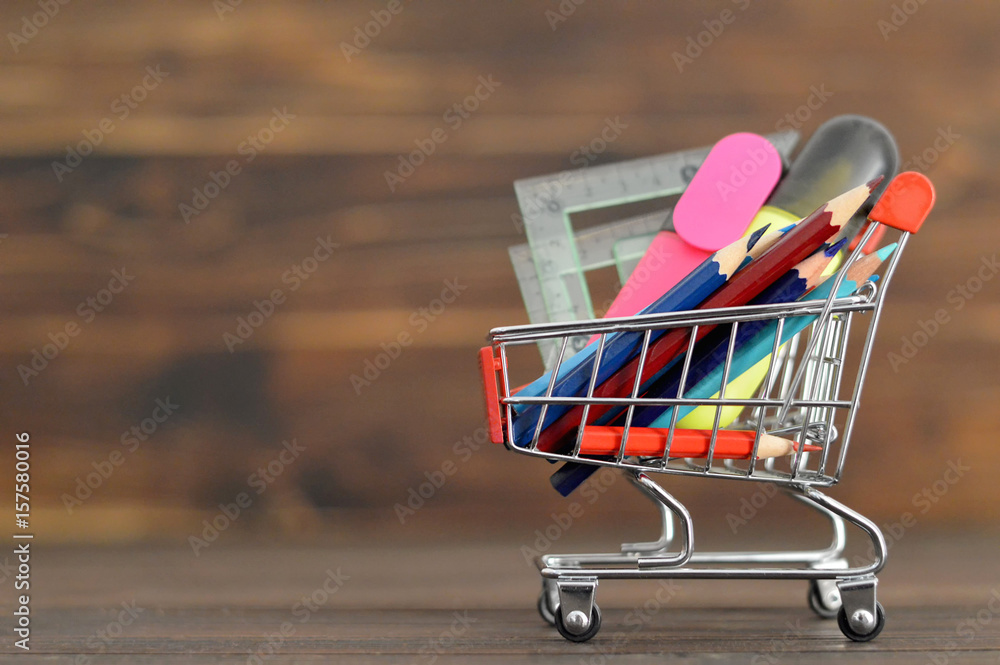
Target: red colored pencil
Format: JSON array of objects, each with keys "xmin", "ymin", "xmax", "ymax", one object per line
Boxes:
[{"xmin": 535, "ymin": 178, "xmax": 882, "ymax": 454}]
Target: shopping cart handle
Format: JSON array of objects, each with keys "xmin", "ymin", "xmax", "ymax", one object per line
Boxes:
[
  {"xmin": 869, "ymin": 171, "xmax": 935, "ymax": 233},
  {"xmin": 478, "ymin": 346, "xmax": 505, "ymax": 444}
]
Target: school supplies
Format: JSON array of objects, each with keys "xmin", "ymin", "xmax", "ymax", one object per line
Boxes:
[
  {"xmin": 577, "ymin": 427, "xmax": 820, "ymax": 459},
  {"xmin": 551, "ymin": 237, "xmax": 845, "ymax": 493},
  {"xmin": 546, "ymin": 244, "xmax": 899, "ymax": 496},
  {"xmin": 511, "ymin": 225, "xmax": 774, "ymax": 447},
  {"xmin": 532, "ymin": 180, "xmax": 880, "ymax": 455}
]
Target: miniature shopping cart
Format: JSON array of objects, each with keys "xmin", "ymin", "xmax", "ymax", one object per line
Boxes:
[{"xmin": 478, "ymin": 173, "xmax": 933, "ymax": 643}]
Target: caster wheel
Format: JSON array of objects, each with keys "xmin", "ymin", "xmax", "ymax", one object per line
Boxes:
[
  {"xmin": 554, "ymin": 604, "xmax": 601, "ymax": 643},
  {"xmin": 537, "ymin": 591, "xmax": 556, "ymax": 626},
  {"xmin": 837, "ymin": 602, "xmax": 886, "ymax": 642},
  {"xmin": 808, "ymin": 581, "xmax": 839, "ymax": 619}
]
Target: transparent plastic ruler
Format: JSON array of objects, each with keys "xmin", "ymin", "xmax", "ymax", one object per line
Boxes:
[
  {"xmin": 513, "ymin": 130, "xmax": 800, "ymax": 367},
  {"xmin": 613, "ymin": 231, "xmax": 660, "ymax": 284},
  {"xmin": 509, "ymin": 210, "xmax": 669, "ymax": 336}
]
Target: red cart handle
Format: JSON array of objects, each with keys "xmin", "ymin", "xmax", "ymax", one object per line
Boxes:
[
  {"xmin": 478, "ymin": 346, "xmax": 505, "ymax": 444},
  {"xmin": 869, "ymin": 171, "xmax": 935, "ymax": 234}
]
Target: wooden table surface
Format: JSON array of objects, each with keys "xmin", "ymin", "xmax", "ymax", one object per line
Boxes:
[{"xmin": 5, "ymin": 531, "xmax": 1000, "ymax": 663}]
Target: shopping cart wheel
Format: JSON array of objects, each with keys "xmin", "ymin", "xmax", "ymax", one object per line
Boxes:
[
  {"xmin": 807, "ymin": 581, "xmax": 840, "ymax": 619},
  {"xmin": 537, "ymin": 591, "xmax": 557, "ymax": 626},
  {"xmin": 837, "ymin": 602, "xmax": 885, "ymax": 642},
  {"xmin": 554, "ymin": 604, "xmax": 601, "ymax": 643}
]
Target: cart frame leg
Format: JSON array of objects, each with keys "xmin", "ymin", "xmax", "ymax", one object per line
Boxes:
[
  {"xmin": 625, "ymin": 472, "xmax": 693, "ymax": 566},
  {"xmin": 621, "ymin": 471, "xmax": 676, "ymax": 554}
]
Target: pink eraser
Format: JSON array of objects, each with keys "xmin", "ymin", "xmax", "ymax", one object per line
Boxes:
[
  {"xmin": 673, "ymin": 133, "xmax": 782, "ymax": 251},
  {"xmin": 601, "ymin": 232, "xmax": 709, "ymax": 322},
  {"xmin": 593, "ymin": 133, "xmax": 782, "ymax": 343}
]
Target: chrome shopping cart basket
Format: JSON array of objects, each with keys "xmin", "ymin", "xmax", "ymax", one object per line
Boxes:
[{"xmin": 478, "ymin": 172, "xmax": 934, "ymax": 643}]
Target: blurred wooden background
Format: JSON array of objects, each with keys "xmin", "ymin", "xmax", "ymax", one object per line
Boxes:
[{"xmin": 1, "ymin": 0, "xmax": 998, "ymax": 544}]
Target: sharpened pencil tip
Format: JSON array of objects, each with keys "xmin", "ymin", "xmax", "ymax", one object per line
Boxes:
[
  {"xmin": 866, "ymin": 175, "xmax": 885, "ymax": 191},
  {"xmin": 745, "ymin": 223, "xmax": 770, "ymax": 250},
  {"xmin": 876, "ymin": 242, "xmax": 899, "ymax": 261},
  {"xmin": 823, "ymin": 237, "xmax": 849, "ymax": 257}
]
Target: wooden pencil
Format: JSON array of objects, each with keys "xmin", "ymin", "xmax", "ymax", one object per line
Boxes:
[
  {"xmin": 577, "ymin": 427, "xmax": 820, "ymax": 459},
  {"xmin": 534, "ymin": 179, "xmax": 882, "ymax": 454}
]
